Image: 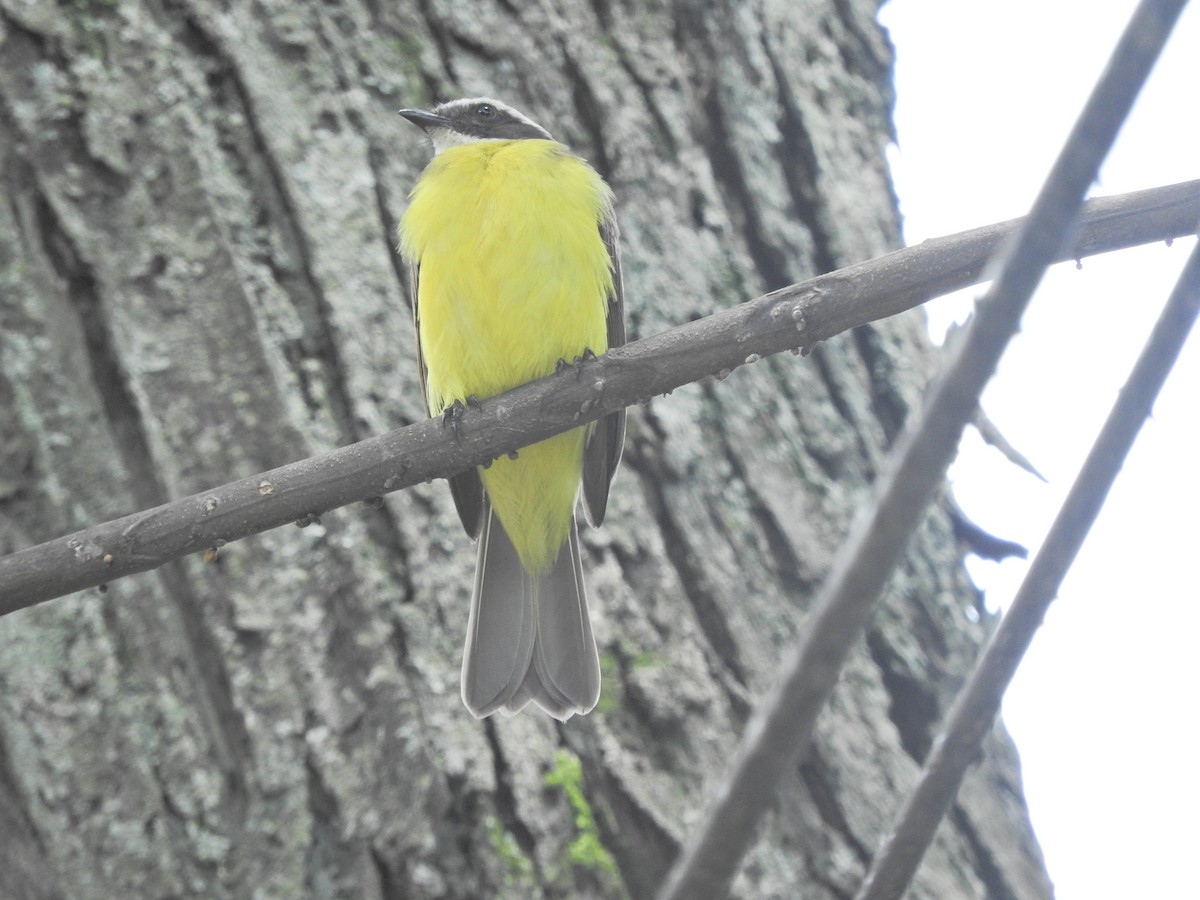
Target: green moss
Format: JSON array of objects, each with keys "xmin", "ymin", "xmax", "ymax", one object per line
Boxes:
[
  {"xmin": 544, "ymin": 750, "xmax": 625, "ymax": 896},
  {"xmin": 486, "ymin": 816, "xmax": 540, "ymax": 896},
  {"xmin": 632, "ymin": 650, "xmax": 662, "ymax": 669},
  {"xmin": 595, "ymin": 652, "xmax": 620, "ymax": 713}
]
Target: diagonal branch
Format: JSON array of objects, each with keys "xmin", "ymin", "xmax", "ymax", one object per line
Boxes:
[
  {"xmin": 854, "ymin": 202, "xmax": 1200, "ymax": 900},
  {"xmin": 654, "ymin": 1, "xmax": 1191, "ymax": 897},
  {"xmin": 0, "ymin": 179, "xmax": 1197, "ymax": 612}
]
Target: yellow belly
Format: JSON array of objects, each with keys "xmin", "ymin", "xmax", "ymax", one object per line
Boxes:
[{"xmin": 401, "ymin": 139, "xmax": 613, "ymax": 572}]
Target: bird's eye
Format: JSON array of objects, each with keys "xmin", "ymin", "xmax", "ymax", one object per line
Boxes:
[{"xmin": 476, "ymin": 103, "xmax": 495, "ymax": 119}]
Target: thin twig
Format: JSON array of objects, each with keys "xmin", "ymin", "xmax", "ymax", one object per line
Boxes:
[
  {"xmin": 654, "ymin": 2, "xmax": 1189, "ymax": 897},
  {"xmin": 946, "ymin": 496, "xmax": 1028, "ymax": 562},
  {"xmin": 972, "ymin": 408, "xmax": 1047, "ymax": 482},
  {"xmin": 0, "ymin": 181, "xmax": 1197, "ymax": 611},
  {"xmin": 855, "ymin": 226, "xmax": 1200, "ymax": 900}
]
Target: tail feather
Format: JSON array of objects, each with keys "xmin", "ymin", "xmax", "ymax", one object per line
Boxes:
[
  {"xmin": 531, "ymin": 523, "xmax": 599, "ymax": 711},
  {"xmin": 461, "ymin": 508, "xmax": 536, "ymax": 716},
  {"xmin": 461, "ymin": 506, "xmax": 600, "ymax": 721}
]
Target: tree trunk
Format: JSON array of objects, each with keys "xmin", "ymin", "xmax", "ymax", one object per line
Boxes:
[{"xmin": 0, "ymin": 0, "xmax": 1053, "ymax": 898}]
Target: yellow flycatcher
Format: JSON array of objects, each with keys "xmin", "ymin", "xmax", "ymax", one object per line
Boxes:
[{"xmin": 398, "ymin": 98, "xmax": 625, "ymax": 720}]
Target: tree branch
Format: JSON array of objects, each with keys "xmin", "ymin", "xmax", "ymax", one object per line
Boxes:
[
  {"xmin": 653, "ymin": 1, "xmax": 1191, "ymax": 896},
  {"xmin": 1, "ymin": 179, "xmax": 1197, "ymax": 612},
  {"xmin": 854, "ymin": 216, "xmax": 1200, "ymax": 900}
]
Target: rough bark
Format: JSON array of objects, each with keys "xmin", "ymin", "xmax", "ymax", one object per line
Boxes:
[{"xmin": 0, "ymin": 1, "xmax": 1053, "ymax": 898}]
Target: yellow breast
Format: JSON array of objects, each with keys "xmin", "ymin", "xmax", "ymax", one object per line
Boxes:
[
  {"xmin": 400, "ymin": 139, "xmax": 614, "ymax": 572},
  {"xmin": 401, "ymin": 139, "xmax": 613, "ymax": 411}
]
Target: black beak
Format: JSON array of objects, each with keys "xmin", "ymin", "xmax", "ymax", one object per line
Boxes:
[{"xmin": 398, "ymin": 108, "xmax": 451, "ymax": 130}]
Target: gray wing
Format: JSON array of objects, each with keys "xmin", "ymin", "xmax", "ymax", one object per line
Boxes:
[
  {"xmin": 580, "ymin": 209, "xmax": 626, "ymax": 528},
  {"xmin": 410, "ymin": 260, "xmax": 485, "ymax": 538}
]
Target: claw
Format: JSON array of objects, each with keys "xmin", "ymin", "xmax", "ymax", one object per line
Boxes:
[
  {"xmin": 441, "ymin": 400, "xmax": 466, "ymax": 442},
  {"xmin": 556, "ymin": 348, "xmax": 599, "ymax": 378},
  {"xmin": 441, "ymin": 396, "xmax": 482, "ymax": 444}
]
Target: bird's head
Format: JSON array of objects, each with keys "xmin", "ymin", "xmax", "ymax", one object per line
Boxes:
[{"xmin": 398, "ymin": 97, "xmax": 553, "ymax": 154}]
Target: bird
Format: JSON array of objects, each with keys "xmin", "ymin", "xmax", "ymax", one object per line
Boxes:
[{"xmin": 397, "ymin": 97, "xmax": 625, "ymax": 720}]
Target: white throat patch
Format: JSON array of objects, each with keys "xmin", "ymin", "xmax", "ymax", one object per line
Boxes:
[{"xmin": 427, "ymin": 129, "xmax": 507, "ymax": 156}]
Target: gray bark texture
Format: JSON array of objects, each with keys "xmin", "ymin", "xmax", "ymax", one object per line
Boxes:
[{"xmin": 0, "ymin": 0, "xmax": 1054, "ymax": 898}]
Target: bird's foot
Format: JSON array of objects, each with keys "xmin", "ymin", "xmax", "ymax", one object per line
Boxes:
[
  {"xmin": 556, "ymin": 348, "xmax": 599, "ymax": 377},
  {"xmin": 441, "ymin": 396, "xmax": 480, "ymax": 443}
]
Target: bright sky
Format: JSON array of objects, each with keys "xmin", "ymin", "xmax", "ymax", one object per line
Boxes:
[{"xmin": 878, "ymin": 1, "xmax": 1199, "ymax": 898}]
